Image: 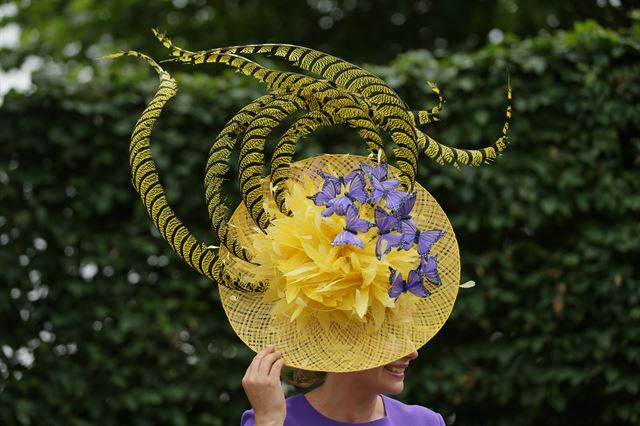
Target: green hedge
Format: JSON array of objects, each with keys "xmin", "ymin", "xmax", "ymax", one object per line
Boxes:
[{"xmin": 1, "ymin": 17, "xmax": 639, "ymax": 426}]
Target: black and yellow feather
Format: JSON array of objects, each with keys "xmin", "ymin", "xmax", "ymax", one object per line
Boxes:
[{"xmin": 102, "ymin": 50, "xmax": 265, "ymax": 292}]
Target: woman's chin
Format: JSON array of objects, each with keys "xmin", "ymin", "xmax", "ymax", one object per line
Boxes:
[
  {"xmin": 380, "ymin": 367, "xmax": 406, "ymax": 394},
  {"xmin": 384, "ymin": 383, "xmax": 404, "ymax": 395}
]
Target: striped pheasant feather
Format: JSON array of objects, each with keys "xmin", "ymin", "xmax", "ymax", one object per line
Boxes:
[{"xmin": 102, "ymin": 50, "xmax": 265, "ymax": 292}]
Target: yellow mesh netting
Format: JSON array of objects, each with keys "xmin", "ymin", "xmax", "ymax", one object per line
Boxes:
[{"xmin": 219, "ymin": 154, "xmax": 460, "ymax": 372}]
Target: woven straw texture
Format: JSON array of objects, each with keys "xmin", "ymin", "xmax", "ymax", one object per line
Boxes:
[{"xmin": 219, "ymin": 154, "xmax": 460, "ymax": 372}]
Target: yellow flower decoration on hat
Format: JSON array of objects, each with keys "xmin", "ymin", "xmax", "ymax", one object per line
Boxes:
[{"xmin": 252, "ymin": 175, "xmax": 419, "ymax": 332}]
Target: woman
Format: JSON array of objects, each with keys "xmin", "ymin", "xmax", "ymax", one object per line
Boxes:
[
  {"xmin": 110, "ymin": 36, "xmax": 509, "ymax": 426},
  {"xmin": 240, "ymin": 346, "xmax": 445, "ymax": 425}
]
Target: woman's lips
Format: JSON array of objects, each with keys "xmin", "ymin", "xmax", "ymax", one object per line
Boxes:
[{"xmin": 383, "ymin": 363, "xmax": 408, "ymax": 378}]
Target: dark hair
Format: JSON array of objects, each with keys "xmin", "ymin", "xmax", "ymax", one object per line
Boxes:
[{"xmin": 282, "ymin": 367, "xmax": 327, "ymax": 389}]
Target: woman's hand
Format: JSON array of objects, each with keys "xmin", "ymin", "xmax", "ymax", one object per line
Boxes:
[{"xmin": 242, "ymin": 345, "xmax": 286, "ymax": 426}]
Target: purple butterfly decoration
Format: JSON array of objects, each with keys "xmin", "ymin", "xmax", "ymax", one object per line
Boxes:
[
  {"xmin": 360, "ymin": 162, "xmax": 388, "ymax": 181},
  {"xmin": 317, "ymin": 169, "xmax": 364, "ymax": 194},
  {"xmin": 331, "ymin": 205, "xmax": 373, "ymax": 249},
  {"xmin": 313, "ymin": 170, "xmax": 368, "ymax": 216},
  {"xmin": 308, "ymin": 179, "xmax": 339, "ymax": 209},
  {"xmin": 388, "ymin": 267, "xmax": 429, "ymax": 299},
  {"xmin": 418, "ymin": 256, "xmax": 441, "ymax": 286},
  {"xmin": 326, "ymin": 173, "xmax": 368, "ymax": 216},
  {"xmin": 374, "ymin": 207, "xmax": 402, "ymax": 260},
  {"xmin": 393, "ymin": 192, "xmax": 417, "ymax": 222},
  {"xmin": 399, "ymin": 221, "xmax": 444, "ymax": 256},
  {"xmin": 310, "ymin": 163, "xmax": 445, "ymax": 298},
  {"xmin": 370, "ymin": 175, "xmax": 405, "ymax": 210}
]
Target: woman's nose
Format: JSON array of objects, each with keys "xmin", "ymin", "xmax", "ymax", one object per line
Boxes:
[{"xmin": 405, "ymin": 350, "xmax": 418, "ymax": 361}]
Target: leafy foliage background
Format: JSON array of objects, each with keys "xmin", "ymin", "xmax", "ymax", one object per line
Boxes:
[{"xmin": 1, "ymin": 2, "xmax": 639, "ymax": 425}]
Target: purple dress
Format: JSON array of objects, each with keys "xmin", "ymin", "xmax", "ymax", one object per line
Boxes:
[{"xmin": 241, "ymin": 394, "xmax": 445, "ymax": 425}]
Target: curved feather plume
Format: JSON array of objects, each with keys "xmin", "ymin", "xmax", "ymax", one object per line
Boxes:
[
  {"xmin": 101, "ymin": 50, "xmax": 265, "ymax": 292},
  {"xmin": 238, "ymin": 94, "xmax": 304, "ymax": 231},
  {"xmin": 418, "ymin": 77, "xmax": 512, "ymax": 166},
  {"xmin": 205, "ymin": 93, "xmax": 279, "ymax": 261},
  {"xmin": 270, "ymin": 110, "xmax": 336, "ymax": 214},
  {"xmin": 411, "ymin": 81, "xmax": 446, "ymax": 128},
  {"xmin": 155, "ymin": 30, "xmax": 319, "ymax": 98}
]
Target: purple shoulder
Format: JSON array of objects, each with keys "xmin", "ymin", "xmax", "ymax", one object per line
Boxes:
[{"xmin": 383, "ymin": 395, "xmax": 446, "ymax": 426}]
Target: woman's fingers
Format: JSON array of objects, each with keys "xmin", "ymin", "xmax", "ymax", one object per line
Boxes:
[
  {"xmin": 246, "ymin": 345, "xmax": 274, "ymax": 378},
  {"xmin": 245, "ymin": 345, "xmax": 284, "ymax": 382},
  {"xmin": 269, "ymin": 357, "xmax": 285, "ymax": 379},
  {"xmin": 258, "ymin": 349, "xmax": 283, "ymax": 377}
]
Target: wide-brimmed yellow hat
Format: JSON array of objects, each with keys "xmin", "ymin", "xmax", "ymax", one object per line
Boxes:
[
  {"xmin": 219, "ymin": 154, "xmax": 460, "ymax": 372},
  {"xmin": 107, "ymin": 31, "xmax": 511, "ymax": 372}
]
